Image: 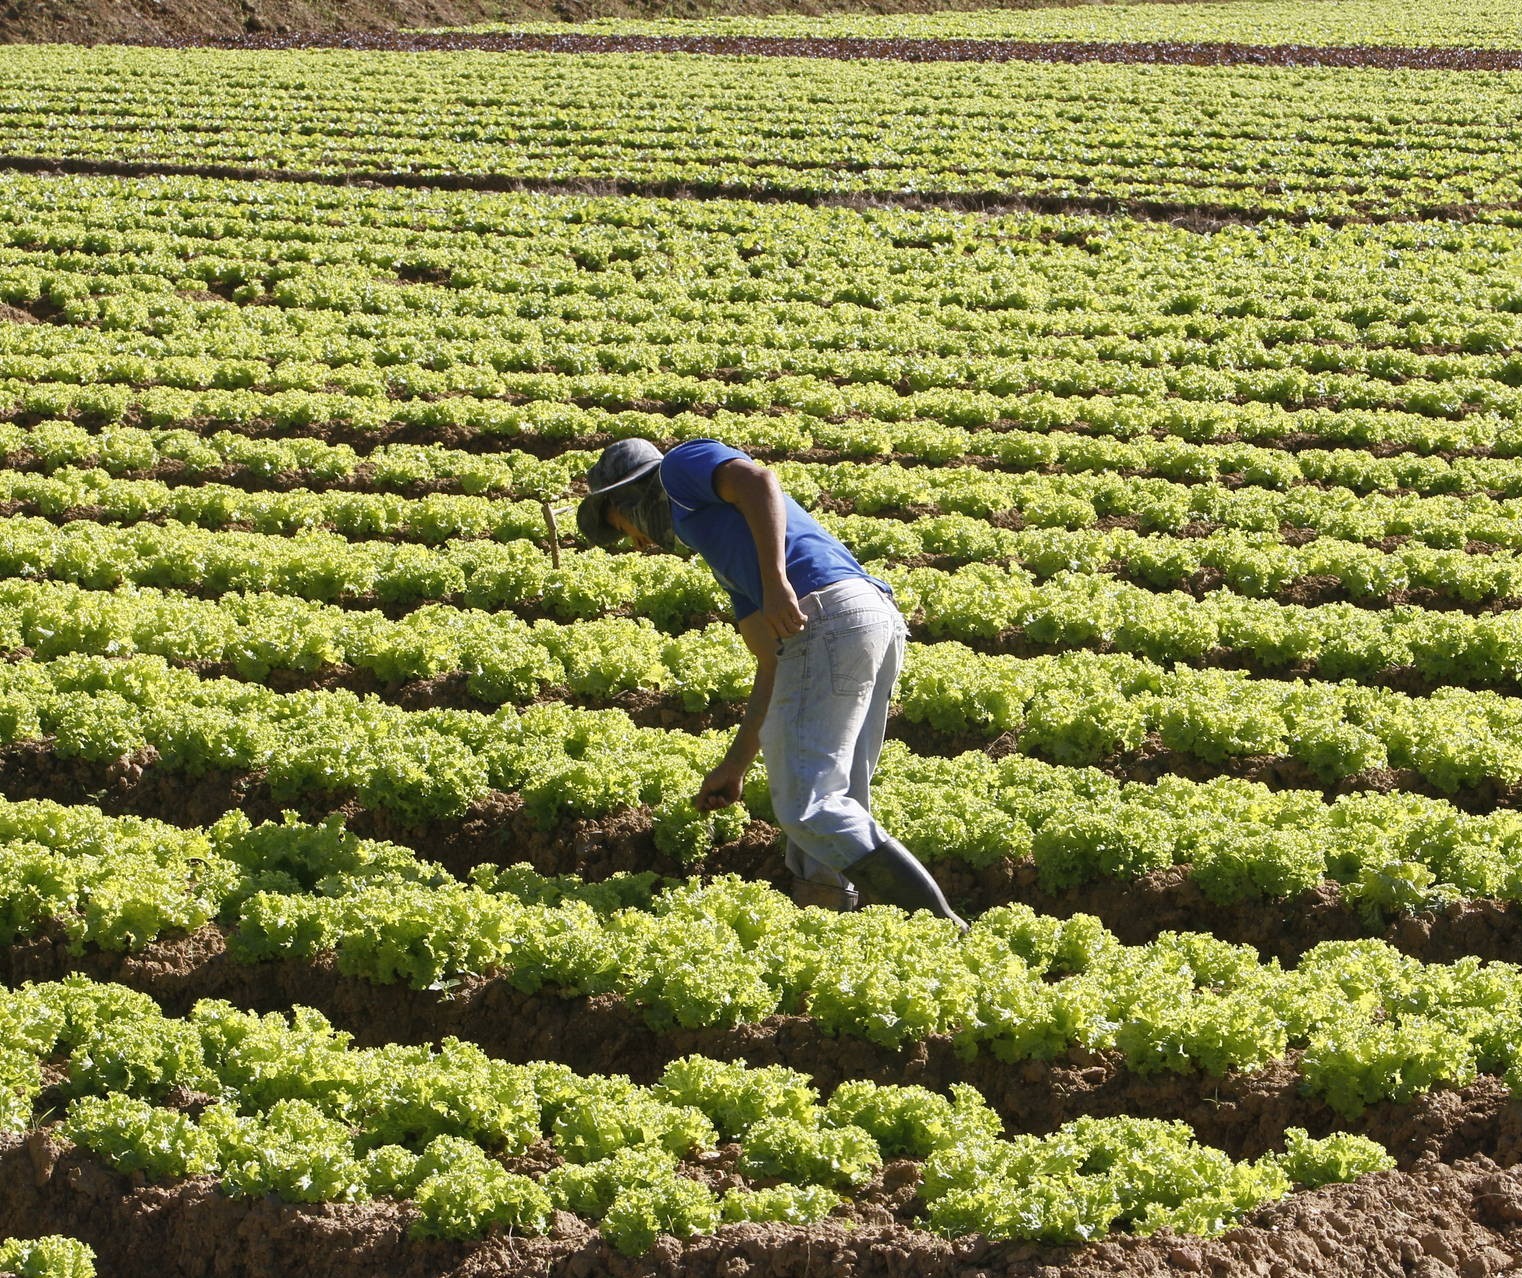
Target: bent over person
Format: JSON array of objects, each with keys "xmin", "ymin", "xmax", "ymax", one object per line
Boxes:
[{"xmin": 577, "ymin": 436, "xmax": 966, "ymax": 929}]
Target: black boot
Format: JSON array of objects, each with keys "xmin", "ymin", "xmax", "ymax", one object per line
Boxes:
[{"xmin": 846, "ymin": 839, "xmax": 968, "ymax": 931}]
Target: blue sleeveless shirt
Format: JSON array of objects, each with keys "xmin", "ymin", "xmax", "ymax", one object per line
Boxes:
[{"xmin": 659, "ymin": 439, "xmax": 888, "ymax": 621}]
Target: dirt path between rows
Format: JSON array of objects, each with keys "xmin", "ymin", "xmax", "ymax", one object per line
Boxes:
[{"xmin": 105, "ymin": 29, "xmax": 1522, "ymax": 70}]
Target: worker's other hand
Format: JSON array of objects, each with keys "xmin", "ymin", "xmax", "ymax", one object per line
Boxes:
[
  {"xmin": 695, "ymin": 761, "xmax": 747, "ymax": 811},
  {"xmin": 758, "ymin": 586, "xmax": 806, "ymax": 643}
]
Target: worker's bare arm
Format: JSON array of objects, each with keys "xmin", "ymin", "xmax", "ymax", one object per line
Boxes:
[
  {"xmin": 713, "ymin": 459, "xmax": 807, "ymax": 642},
  {"xmin": 694, "ymin": 612, "xmax": 777, "ymax": 812}
]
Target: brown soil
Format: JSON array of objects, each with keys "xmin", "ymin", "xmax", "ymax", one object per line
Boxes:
[
  {"xmin": 0, "ymin": 0, "xmax": 502, "ymax": 43},
  {"xmin": 0, "ymin": 0, "xmax": 1217, "ymax": 45},
  {"xmin": 153, "ymin": 29, "xmax": 1522, "ymax": 71}
]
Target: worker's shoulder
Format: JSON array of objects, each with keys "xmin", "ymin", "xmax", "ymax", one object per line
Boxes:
[
  {"xmin": 664, "ymin": 436, "xmax": 743, "ymax": 464},
  {"xmin": 661, "ymin": 437, "xmax": 750, "ymax": 487}
]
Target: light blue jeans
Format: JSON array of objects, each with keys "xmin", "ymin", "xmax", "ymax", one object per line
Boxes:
[{"xmin": 760, "ymin": 577, "xmax": 907, "ymax": 891}]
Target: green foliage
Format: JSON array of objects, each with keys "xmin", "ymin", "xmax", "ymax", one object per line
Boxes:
[
  {"xmin": 600, "ymin": 1175, "xmax": 721, "ymax": 1256},
  {"xmin": 654, "ymin": 1055, "xmax": 817, "ymax": 1141},
  {"xmin": 1302, "ymin": 1017, "xmax": 1479, "ymax": 1118},
  {"xmin": 362, "ymin": 1144, "xmax": 423, "ymax": 1198},
  {"xmin": 202, "ymin": 1099, "xmax": 368, "ymax": 1203},
  {"xmin": 0, "ymin": 1236, "xmax": 96, "ymax": 1278},
  {"xmin": 62, "ymin": 1095, "xmax": 219, "ymax": 1180},
  {"xmin": 549, "ymin": 1077, "xmax": 715, "ymax": 1164},
  {"xmin": 543, "ymin": 1145, "xmax": 680, "ymax": 1218},
  {"xmin": 738, "ymin": 1117, "xmax": 882, "ymax": 1190},
  {"xmin": 824, "ymin": 1079, "xmax": 999, "ymax": 1160},
  {"xmin": 409, "ymin": 1136, "xmax": 554, "ymax": 1240},
  {"xmin": 1274, "ymin": 1128, "xmax": 1395, "ymax": 1187},
  {"xmin": 923, "ymin": 1115, "xmax": 1295, "ymax": 1242},
  {"xmin": 719, "ymin": 1183, "xmax": 840, "ymax": 1225}
]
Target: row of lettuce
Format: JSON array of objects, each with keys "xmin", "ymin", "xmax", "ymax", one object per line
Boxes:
[
  {"xmin": 455, "ymin": 0, "xmax": 1522, "ymax": 48},
  {"xmin": 5, "ymin": 689, "xmax": 1520, "ymax": 909},
  {"xmin": 14, "ymin": 419, "xmax": 1522, "ymax": 507},
  {"xmin": 6, "ymin": 493, "xmax": 1522, "ymax": 615},
  {"xmin": 6, "ymin": 289, "xmax": 1518, "ymax": 444},
  {"xmin": 2, "ymin": 792, "xmax": 1520, "ymax": 1109},
  {"xmin": 5, "ymin": 634, "xmax": 1522, "ymax": 813},
  {"xmin": 3, "ymin": 644, "xmax": 1522, "ymax": 896},
  {"xmin": 1, "ymin": 976, "xmax": 1394, "ymax": 1250},
  {"xmin": 11, "ymin": 543, "xmax": 1522, "ymax": 697},
  {"xmin": 16, "ymin": 456, "xmax": 1522, "ymax": 555},
  {"xmin": 3, "ymin": 178, "xmax": 1519, "ymax": 460},
  {"xmin": 8, "ymin": 175, "xmax": 1512, "ymax": 359},
  {"xmin": 0, "ymin": 50, "xmax": 1517, "ymax": 218}
]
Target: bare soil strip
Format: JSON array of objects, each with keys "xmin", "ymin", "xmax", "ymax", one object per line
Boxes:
[
  {"xmin": 0, "ymin": 154, "xmax": 1508, "ymax": 229},
  {"xmin": 128, "ymin": 30, "xmax": 1522, "ymax": 71},
  {"xmin": 3, "ymin": 737, "xmax": 1521, "ymax": 968},
  {"xmin": 4, "ymin": 1133, "xmax": 1520, "ymax": 1278}
]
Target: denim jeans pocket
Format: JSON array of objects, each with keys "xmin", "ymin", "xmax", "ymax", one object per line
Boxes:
[{"xmin": 822, "ymin": 620, "xmax": 886, "ymax": 697}]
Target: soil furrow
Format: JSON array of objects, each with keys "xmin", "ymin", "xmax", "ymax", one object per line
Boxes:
[{"xmin": 115, "ymin": 30, "xmax": 1522, "ymax": 72}]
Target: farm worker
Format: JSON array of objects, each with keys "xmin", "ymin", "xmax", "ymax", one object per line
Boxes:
[{"xmin": 578, "ymin": 436, "xmax": 966, "ymax": 929}]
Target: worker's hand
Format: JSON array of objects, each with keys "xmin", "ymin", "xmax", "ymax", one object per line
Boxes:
[
  {"xmin": 695, "ymin": 760, "xmax": 748, "ymax": 812},
  {"xmin": 758, "ymin": 585, "xmax": 806, "ymax": 644}
]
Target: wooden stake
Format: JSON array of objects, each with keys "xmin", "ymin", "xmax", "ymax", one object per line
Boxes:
[{"xmin": 541, "ymin": 500, "xmax": 567, "ymax": 568}]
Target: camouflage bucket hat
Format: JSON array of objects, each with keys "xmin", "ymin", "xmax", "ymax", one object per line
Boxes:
[{"xmin": 576, "ymin": 438, "xmax": 664, "ymax": 547}]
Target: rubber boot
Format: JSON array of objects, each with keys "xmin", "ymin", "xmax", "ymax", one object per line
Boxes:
[
  {"xmin": 790, "ymin": 877, "xmax": 860, "ymax": 913},
  {"xmin": 846, "ymin": 838, "xmax": 968, "ymax": 932}
]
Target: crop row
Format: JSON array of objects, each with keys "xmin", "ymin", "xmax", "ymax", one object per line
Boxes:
[
  {"xmin": 11, "ymin": 612, "xmax": 1522, "ymax": 803},
  {"xmin": 0, "ymin": 50, "xmax": 1517, "ymax": 219},
  {"xmin": 9, "ymin": 562, "xmax": 1522, "ymax": 739},
  {"xmin": 9, "ymin": 173, "xmax": 1517, "ymax": 354},
  {"xmin": 850, "ymin": 520, "xmax": 1522, "ymax": 608},
  {"xmin": 7, "ymin": 269, "xmax": 1520, "ymax": 439},
  {"xmin": 3, "ymin": 790, "xmax": 1520, "ymax": 1112},
  {"xmin": 5, "ymin": 503, "xmax": 1520, "ymax": 665},
  {"xmin": 5, "ymin": 534, "xmax": 1522, "ymax": 797},
  {"xmin": 6, "ymin": 370, "xmax": 1510, "ymax": 466},
  {"xmin": 794, "ymin": 461, "xmax": 1522, "ymax": 549},
  {"xmin": 14, "ymin": 452, "xmax": 1522, "ymax": 564},
  {"xmin": 11, "ymin": 453, "xmax": 1522, "ymax": 603},
  {"xmin": 8, "ymin": 650, "xmax": 1522, "ymax": 902},
  {"xmin": 17, "ymin": 415, "xmax": 1522, "ymax": 511},
  {"xmin": 896, "ymin": 643, "xmax": 1522, "ymax": 789},
  {"xmin": 4, "ymin": 977, "xmax": 1396, "ymax": 1249},
  {"xmin": 9, "ymin": 693, "xmax": 1522, "ymax": 912},
  {"xmin": 10, "ymin": 174, "xmax": 1518, "ymax": 364},
  {"xmin": 5, "ymin": 179, "xmax": 1520, "ymax": 461},
  {"xmin": 6, "ymin": 486, "xmax": 1522, "ymax": 627}
]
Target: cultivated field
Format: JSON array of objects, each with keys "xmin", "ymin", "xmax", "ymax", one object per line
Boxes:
[{"xmin": 2, "ymin": 3, "xmax": 1522, "ymax": 1275}]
